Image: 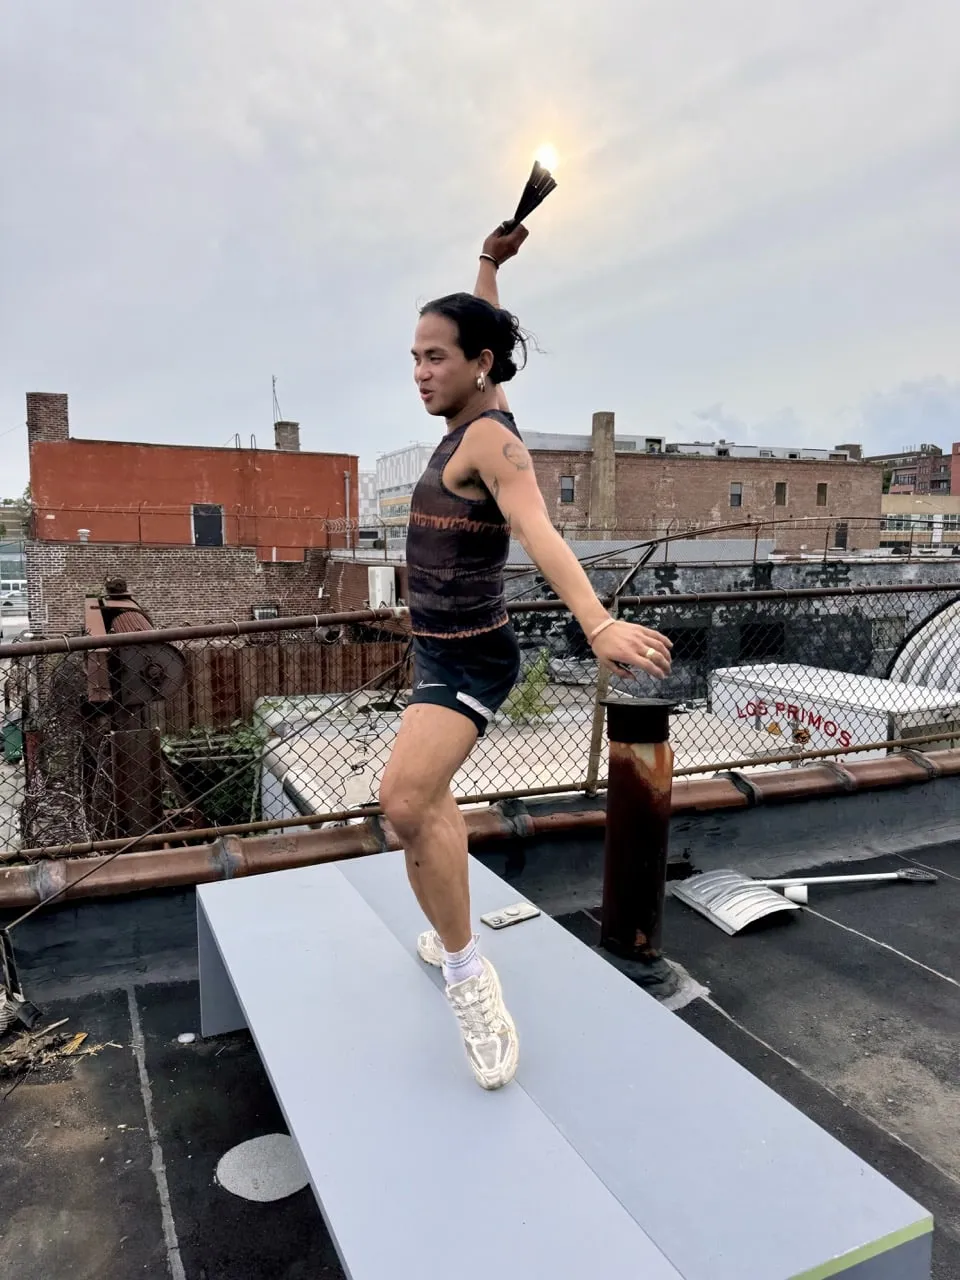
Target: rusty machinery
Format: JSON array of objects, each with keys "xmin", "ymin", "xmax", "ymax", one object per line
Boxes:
[{"xmin": 82, "ymin": 579, "xmax": 186, "ymax": 837}]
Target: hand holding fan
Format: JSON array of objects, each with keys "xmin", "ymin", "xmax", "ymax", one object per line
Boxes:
[{"xmin": 500, "ymin": 146, "xmax": 558, "ymax": 233}]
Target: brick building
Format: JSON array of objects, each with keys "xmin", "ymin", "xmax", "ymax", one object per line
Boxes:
[
  {"xmin": 24, "ymin": 393, "xmax": 359, "ymax": 634},
  {"xmin": 529, "ymin": 413, "xmax": 882, "ymax": 551},
  {"xmin": 864, "ymin": 443, "xmax": 956, "ymax": 496}
]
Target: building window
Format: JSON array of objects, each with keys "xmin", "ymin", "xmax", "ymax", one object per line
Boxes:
[
  {"xmin": 834, "ymin": 521, "xmax": 848, "ymax": 550},
  {"xmin": 816, "ymin": 483, "xmax": 828, "ymax": 506},
  {"xmin": 729, "ymin": 482, "xmax": 743, "ymax": 508},
  {"xmin": 774, "ymin": 482, "xmax": 787, "ymax": 506},
  {"xmin": 738, "ymin": 620, "xmax": 785, "ymax": 662},
  {"xmin": 192, "ymin": 503, "xmax": 224, "ymax": 547},
  {"xmin": 660, "ymin": 626, "xmax": 709, "ymax": 663},
  {"xmin": 560, "ymin": 476, "xmax": 576, "ymax": 504}
]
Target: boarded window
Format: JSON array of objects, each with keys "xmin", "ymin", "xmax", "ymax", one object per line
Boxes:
[
  {"xmin": 817, "ymin": 483, "xmax": 828, "ymax": 506},
  {"xmin": 192, "ymin": 504, "xmax": 224, "ymax": 547},
  {"xmin": 774, "ymin": 482, "xmax": 787, "ymax": 506}
]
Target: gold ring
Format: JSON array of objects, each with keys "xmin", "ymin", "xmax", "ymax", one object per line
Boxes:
[{"xmin": 646, "ymin": 647, "xmax": 657, "ymax": 661}]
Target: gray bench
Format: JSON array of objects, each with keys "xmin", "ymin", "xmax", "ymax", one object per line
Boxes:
[{"xmin": 198, "ymin": 852, "xmax": 933, "ymax": 1280}]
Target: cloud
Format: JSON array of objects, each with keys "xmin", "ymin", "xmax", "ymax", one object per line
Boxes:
[
  {"xmin": 1, "ymin": 0, "xmax": 959, "ymax": 496},
  {"xmin": 859, "ymin": 378, "xmax": 960, "ymax": 454}
]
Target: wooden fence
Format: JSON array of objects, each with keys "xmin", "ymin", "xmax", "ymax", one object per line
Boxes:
[{"xmin": 158, "ymin": 640, "xmax": 411, "ymax": 735}]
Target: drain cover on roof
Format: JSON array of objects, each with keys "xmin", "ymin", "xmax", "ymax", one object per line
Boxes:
[
  {"xmin": 215, "ymin": 1133, "xmax": 309, "ymax": 1202},
  {"xmin": 671, "ymin": 870, "xmax": 801, "ymax": 936}
]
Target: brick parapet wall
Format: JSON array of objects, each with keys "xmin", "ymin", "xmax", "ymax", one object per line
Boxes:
[{"xmin": 25, "ymin": 542, "xmax": 329, "ymax": 634}]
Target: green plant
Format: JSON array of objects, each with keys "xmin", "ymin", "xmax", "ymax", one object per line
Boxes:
[
  {"xmin": 162, "ymin": 719, "xmax": 267, "ymax": 826},
  {"xmin": 503, "ymin": 648, "xmax": 554, "ymax": 726}
]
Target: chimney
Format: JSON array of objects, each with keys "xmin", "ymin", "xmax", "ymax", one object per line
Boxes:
[
  {"xmin": 589, "ymin": 411, "xmax": 616, "ymax": 534},
  {"xmin": 26, "ymin": 393, "xmax": 69, "ymax": 445},
  {"xmin": 274, "ymin": 420, "xmax": 301, "ymax": 452}
]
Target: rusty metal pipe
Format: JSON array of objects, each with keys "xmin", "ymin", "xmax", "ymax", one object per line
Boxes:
[
  {"xmin": 3, "ymin": 743, "xmax": 960, "ymax": 910},
  {"xmin": 599, "ymin": 699, "xmax": 675, "ymax": 973},
  {"xmin": 4, "ymin": 726, "xmax": 958, "ymax": 867},
  {"xmin": 5, "ymin": 719, "xmax": 957, "ymax": 864},
  {"xmin": 0, "ymin": 807, "xmax": 605, "ymax": 911},
  {"xmin": 0, "ymin": 606, "xmax": 411, "ymax": 657},
  {"xmin": 509, "ymin": 582, "xmax": 960, "ymax": 614},
  {"xmin": 2, "ymin": 780, "xmax": 602, "ymax": 863}
]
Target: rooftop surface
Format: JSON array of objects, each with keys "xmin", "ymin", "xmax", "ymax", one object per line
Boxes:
[{"xmin": 2, "ymin": 840, "xmax": 958, "ymax": 1279}]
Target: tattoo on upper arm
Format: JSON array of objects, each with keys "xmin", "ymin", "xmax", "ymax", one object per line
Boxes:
[{"xmin": 502, "ymin": 441, "xmax": 531, "ymax": 471}]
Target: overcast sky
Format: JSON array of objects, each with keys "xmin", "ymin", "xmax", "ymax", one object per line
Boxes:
[{"xmin": 2, "ymin": 0, "xmax": 959, "ymax": 496}]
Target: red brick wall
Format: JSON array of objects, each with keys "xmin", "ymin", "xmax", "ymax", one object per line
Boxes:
[
  {"xmin": 529, "ymin": 452, "xmax": 882, "ymax": 549},
  {"xmin": 535, "ymin": 451, "xmax": 594, "ymax": 528},
  {"xmin": 30, "ymin": 439, "xmax": 357, "ymax": 551},
  {"xmin": 26, "ymin": 542, "xmax": 331, "ymax": 634}
]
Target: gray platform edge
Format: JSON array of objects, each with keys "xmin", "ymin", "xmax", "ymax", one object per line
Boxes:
[{"xmin": 198, "ymin": 857, "xmax": 933, "ymax": 1280}]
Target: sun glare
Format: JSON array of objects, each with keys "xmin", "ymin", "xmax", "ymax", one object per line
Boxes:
[{"xmin": 534, "ymin": 144, "xmax": 559, "ymax": 172}]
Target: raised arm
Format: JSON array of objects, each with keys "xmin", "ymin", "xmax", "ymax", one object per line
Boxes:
[
  {"xmin": 462, "ymin": 419, "xmax": 673, "ymax": 679},
  {"xmin": 473, "ymin": 224, "xmax": 528, "ymax": 413}
]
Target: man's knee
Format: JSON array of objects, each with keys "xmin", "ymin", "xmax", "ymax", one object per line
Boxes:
[{"xmin": 379, "ymin": 776, "xmax": 429, "ymax": 838}]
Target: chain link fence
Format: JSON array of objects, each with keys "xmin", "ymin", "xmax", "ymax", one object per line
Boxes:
[{"xmin": 2, "ymin": 583, "xmax": 960, "ymax": 863}]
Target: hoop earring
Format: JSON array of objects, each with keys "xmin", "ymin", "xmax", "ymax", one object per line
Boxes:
[{"xmin": 476, "ymin": 371, "xmax": 486, "ymax": 393}]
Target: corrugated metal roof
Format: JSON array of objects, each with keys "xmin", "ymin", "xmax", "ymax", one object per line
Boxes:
[{"xmin": 890, "ymin": 599, "xmax": 960, "ymax": 689}]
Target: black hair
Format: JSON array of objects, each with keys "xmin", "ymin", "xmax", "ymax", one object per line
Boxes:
[{"xmin": 419, "ymin": 292, "xmax": 528, "ymax": 384}]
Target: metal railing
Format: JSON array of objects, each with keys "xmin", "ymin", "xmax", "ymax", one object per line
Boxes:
[{"xmin": 2, "ymin": 582, "xmax": 960, "ymax": 863}]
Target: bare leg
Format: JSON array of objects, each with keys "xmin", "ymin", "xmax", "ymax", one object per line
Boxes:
[{"xmin": 379, "ymin": 703, "xmax": 479, "ymax": 953}]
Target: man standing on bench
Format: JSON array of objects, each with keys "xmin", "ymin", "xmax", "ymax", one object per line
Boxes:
[{"xmin": 379, "ymin": 223, "xmax": 673, "ymax": 1090}]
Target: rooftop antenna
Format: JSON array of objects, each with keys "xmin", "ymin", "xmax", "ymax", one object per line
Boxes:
[{"xmin": 272, "ymin": 375, "xmax": 283, "ymax": 427}]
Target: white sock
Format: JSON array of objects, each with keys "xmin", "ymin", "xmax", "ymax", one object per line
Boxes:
[{"xmin": 442, "ymin": 934, "xmax": 484, "ymax": 986}]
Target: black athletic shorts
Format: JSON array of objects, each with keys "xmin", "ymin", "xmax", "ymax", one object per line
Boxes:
[{"xmin": 409, "ymin": 624, "xmax": 522, "ymax": 736}]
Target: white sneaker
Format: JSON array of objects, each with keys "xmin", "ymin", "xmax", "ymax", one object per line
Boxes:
[
  {"xmin": 445, "ymin": 958, "xmax": 519, "ymax": 1090},
  {"xmin": 416, "ymin": 929, "xmax": 444, "ymax": 967}
]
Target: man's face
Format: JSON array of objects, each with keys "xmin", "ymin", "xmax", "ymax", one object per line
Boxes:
[{"xmin": 411, "ymin": 313, "xmax": 477, "ymax": 418}]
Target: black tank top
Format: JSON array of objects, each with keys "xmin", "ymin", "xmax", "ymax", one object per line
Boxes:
[{"xmin": 406, "ymin": 410, "xmax": 521, "ymax": 638}]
